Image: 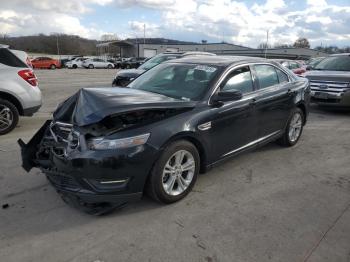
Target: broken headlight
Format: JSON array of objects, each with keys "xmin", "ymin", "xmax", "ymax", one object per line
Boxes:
[{"xmin": 87, "ymin": 133, "xmax": 150, "ymax": 150}]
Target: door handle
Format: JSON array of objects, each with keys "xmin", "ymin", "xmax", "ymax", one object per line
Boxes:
[{"xmin": 249, "ymin": 98, "xmax": 257, "ymax": 106}]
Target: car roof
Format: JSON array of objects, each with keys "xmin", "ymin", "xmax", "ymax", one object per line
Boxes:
[
  {"xmin": 159, "ymin": 51, "xmax": 215, "ymax": 56},
  {"xmin": 167, "ymin": 55, "xmax": 266, "ymax": 67},
  {"xmin": 330, "ymin": 53, "xmax": 350, "ymax": 57}
]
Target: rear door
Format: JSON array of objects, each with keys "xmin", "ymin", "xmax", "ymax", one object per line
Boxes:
[
  {"xmin": 251, "ymin": 64, "xmax": 295, "ymax": 138},
  {"xmin": 42, "ymin": 58, "xmax": 50, "ymax": 68},
  {"xmin": 96, "ymin": 58, "xmax": 105, "ymax": 68}
]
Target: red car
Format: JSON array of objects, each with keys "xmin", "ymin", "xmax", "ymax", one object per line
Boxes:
[
  {"xmin": 31, "ymin": 57, "xmax": 61, "ymax": 69},
  {"xmin": 277, "ymin": 60, "xmax": 306, "ymax": 75}
]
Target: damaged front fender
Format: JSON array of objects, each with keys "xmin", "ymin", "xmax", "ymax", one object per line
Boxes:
[{"xmin": 18, "ymin": 120, "xmax": 52, "ymax": 172}]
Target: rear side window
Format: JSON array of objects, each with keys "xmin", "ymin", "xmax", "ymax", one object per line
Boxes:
[
  {"xmin": 254, "ymin": 65, "xmax": 279, "ymax": 89},
  {"xmin": 0, "ymin": 48, "xmax": 28, "ymax": 68},
  {"xmin": 289, "ymin": 62, "xmax": 299, "ymax": 69},
  {"xmin": 276, "ymin": 68, "xmax": 289, "ymax": 83}
]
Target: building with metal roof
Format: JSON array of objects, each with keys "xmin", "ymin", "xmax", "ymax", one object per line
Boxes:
[{"xmin": 96, "ymin": 38, "xmax": 328, "ymax": 60}]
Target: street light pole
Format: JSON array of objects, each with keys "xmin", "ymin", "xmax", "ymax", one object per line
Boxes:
[
  {"xmin": 143, "ymin": 23, "xmax": 146, "ymax": 45},
  {"xmin": 264, "ymin": 30, "xmax": 269, "ymax": 59},
  {"xmin": 56, "ymin": 34, "xmax": 60, "ymax": 57}
]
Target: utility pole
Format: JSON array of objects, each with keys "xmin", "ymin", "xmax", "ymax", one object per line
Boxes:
[
  {"xmin": 264, "ymin": 30, "xmax": 269, "ymax": 59},
  {"xmin": 143, "ymin": 23, "xmax": 146, "ymax": 45},
  {"xmin": 56, "ymin": 34, "xmax": 60, "ymax": 57}
]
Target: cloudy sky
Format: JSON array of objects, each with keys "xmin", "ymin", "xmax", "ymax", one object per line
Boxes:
[{"xmin": 0, "ymin": 0, "xmax": 349, "ymax": 48}]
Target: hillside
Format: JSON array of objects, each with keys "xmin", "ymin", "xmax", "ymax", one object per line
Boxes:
[{"xmin": 0, "ymin": 34, "xmax": 98, "ymax": 55}]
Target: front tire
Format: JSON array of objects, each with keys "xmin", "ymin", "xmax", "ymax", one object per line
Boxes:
[
  {"xmin": 278, "ymin": 108, "xmax": 304, "ymax": 147},
  {"xmin": 146, "ymin": 140, "xmax": 200, "ymax": 204},
  {"xmin": 50, "ymin": 64, "xmax": 56, "ymax": 70},
  {"xmin": 0, "ymin": 99, "xmax": 19, "ymax": 135},
  {"xmin": 88, "ymin": 64, "xmax": 94, "ymax": 69},
  {"xmin": 107, "ymin": 64, "xmax": 113, "ymax": 69}
]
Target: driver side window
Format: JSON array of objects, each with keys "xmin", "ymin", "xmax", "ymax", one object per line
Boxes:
[{"xmin": 221, "ymin": 66, "xmax": 254, "ymax": 94}]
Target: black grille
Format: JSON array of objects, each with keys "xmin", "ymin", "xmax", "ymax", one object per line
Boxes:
[
  {"xmin": 45, "ymin": 170, "xmax": 80, "ymax": 190},
  {"xmin": 51, "ymin": 123, "xmax": 72, "ymax": 142}
]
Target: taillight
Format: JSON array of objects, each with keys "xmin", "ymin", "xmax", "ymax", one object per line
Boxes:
[{"xmin": 18, "ymin": 69, "xmax": 38, "ymax": 87}]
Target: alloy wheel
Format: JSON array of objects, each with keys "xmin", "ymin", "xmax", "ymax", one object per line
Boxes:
[
  {"xmin": 162, "ymin": 150, "xmax": 196, "ymax": 196},
  {"xmin": 0, "ymin": 105, "xmax": 13, "ymax": 133},
  {"xmin": 288, "ymin": 112, "xmax": 303, "ymax": 142}
]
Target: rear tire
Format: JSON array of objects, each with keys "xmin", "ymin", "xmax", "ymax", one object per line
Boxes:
[
  {"xmin": 0, "ymin": 99, "xmax": 19, "ymax": 135},
  {"xmin": 50, "ymin": 64, "xmax": 56, "ymax": 70},
  {"xmin": 146, "ymin": 140, "xmax": 200, "ymax": 204},
  {"xmin": 277, "ymin": 108, "xmax": 304, "ymax": 147}
]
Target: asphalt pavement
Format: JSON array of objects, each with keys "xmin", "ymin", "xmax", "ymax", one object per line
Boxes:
[{"xmin": 0, "ymin": 69, "xmax": 349, "ymax": 262}]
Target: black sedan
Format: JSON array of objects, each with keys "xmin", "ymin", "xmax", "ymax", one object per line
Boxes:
[{"xmin": 19, "ymin": 56, "xmax": 310, "ymax": 215}]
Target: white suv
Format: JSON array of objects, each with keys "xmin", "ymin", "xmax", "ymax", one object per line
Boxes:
[{"xmin": 0, "ymin": 47, "xmax": 42, "ymax": 135}]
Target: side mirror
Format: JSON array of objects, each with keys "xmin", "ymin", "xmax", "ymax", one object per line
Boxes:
[
  {"xmin": 211, "ymin": 90, "xmax": 243, "ymax": 104},
  {"xmin": 306, "ymin": 65, "xmax": 312, "ymax": 71}
]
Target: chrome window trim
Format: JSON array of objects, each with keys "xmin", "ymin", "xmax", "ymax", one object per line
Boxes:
[{"xmin": 207, "ymin": 61, "xmax": 292, "ymax": 106}]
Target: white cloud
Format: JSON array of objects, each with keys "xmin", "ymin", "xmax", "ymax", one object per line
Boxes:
[
  {"xmin": 0, "ymin": 9, "xmax": 103, "ymax": 38},
  {"xmin": 0, "ymin": 0, "xmax": 108, "ymax": 38},
  {"xmin": 128, "ymin": 21, "xmax": 160, "ymax": 37},
  {"xmin": 307, "ymin": 0, "xmax": 327, "ymax": 7},
  {"xmin": 145, "ymin": 0, "xmax": 350, "ymax": 47},
  {"xmin": 0, "ymin": 0, "xmax": 349, "ymax": 47}
]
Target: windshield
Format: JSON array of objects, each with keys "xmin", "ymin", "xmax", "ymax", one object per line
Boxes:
[
  {"xmin": 138, "ymin": 54, "xmax": 179, "ymax": 70},
  {"xmin": 129, "ymin": 63, "xmax": 219, "ymax": 101},
  {"xmin": 314, "ymin": 56, "xmax": 350, "ymax": 71}
]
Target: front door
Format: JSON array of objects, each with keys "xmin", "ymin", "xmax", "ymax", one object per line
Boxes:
[{"xmin": 207, "ymin": 66, "xmax": 259, "ymax": 161}]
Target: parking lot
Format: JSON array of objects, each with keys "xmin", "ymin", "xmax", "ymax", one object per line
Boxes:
[{"xmin": 1, "ymin": 69, "xmax": 350, "ymax": 262}]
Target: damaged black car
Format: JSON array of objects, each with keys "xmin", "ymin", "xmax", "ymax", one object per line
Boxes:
[{"xmin": 19, "ymin": 56, "xmax": 310, "ymax": 215}]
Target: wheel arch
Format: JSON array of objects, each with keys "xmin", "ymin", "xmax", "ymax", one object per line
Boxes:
[
  {"xmin": 143, "ymin": 132, "xmax": 208, "ymax": 195},
  {"xmin": 296, "ymin": 102, "xmax": 307, "ymax": 125},
  {"xmin": 158, "ymin": 132, "xmax": 208, "ymax": 174},
  {"xmin": 0, "ymin": 91, "xmax": 23, "ymax": 115}
]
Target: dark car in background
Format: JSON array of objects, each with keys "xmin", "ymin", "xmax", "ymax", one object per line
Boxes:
[
  {"xmin": 19, "ymin": 56, "xmax": 310, "ymax": 215},
  {"xmin": 119, "ymin": 57, "xmax": 147, "ymax": 69},
  {"xmin": 112, "ymin": 51, "xmax": 216, "ymax": 87},
  {"xmin": 306, "ymin": 57, "xmax": 325, "ymax": 70},
  {"xmin": 304, "ymin": 53, "xmax": 350, "ymax": 108}
]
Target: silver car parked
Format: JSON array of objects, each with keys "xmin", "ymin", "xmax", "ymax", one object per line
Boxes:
[{"xmin": 82, "ymin": 58, "xmax": 114, "ymax": 69}]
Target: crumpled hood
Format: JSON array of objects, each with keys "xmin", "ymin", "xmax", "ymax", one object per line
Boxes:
[
  {"xmin": 115, "ymin": 69, "xmax": 146, "ymax": 79},
  {"xmin": 304, "ymin": 70, "xmax": 350, "ymax": 83},
  {"xmin": 53, "ymin": 87, "xmax": 196, "ymax": 126}
]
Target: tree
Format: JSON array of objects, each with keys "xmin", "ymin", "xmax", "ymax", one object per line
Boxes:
[
  {"xmin": 257, "ymin": 42, "xmax": 272, "ymax": 49},
  {"xmin": 274, "ymin": 43, "xmax": 292, "ymax": 48},
  {"xmin": 101, "ymin": 34, "xmax": 119, "ymax": 42},
  {"xmin": 314, "ymin": 45, "xmax": 350, "ymax": 54},
  {"xmin": 293, "ymin": 38, "xmax": 310, "ymax": 48}
]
